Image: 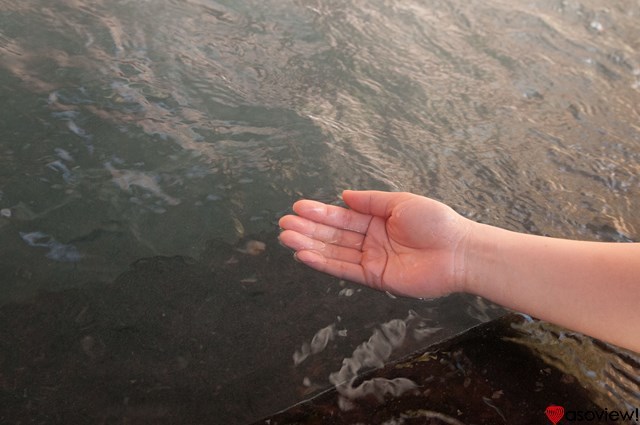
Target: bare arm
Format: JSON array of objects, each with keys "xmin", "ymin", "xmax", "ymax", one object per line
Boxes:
[
  {"xmin": 463, "ymin": 223, "xmax": 640, "ymax": 352},
  {"xmin": 279, "ymin": 190, "xmax": 640, "ymax": 352}
]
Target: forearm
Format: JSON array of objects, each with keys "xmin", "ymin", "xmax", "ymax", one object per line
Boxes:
[{"xmin": 462, "ymin": 222, "xmax": 640, "ymax": 352}]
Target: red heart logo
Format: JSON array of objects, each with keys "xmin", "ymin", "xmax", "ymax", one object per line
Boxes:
[{"xmin": 545, "ymin": 405, "xmax": 565, "ymax": 424}]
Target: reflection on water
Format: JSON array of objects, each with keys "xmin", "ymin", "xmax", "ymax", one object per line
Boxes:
[
  {"xmin": 262, "ymin": 314, "xmax": 638, "ymax": 424},
  {"xmin": 20, "ymin": 230, "xmax": 83, "ymax": 262},
  {"xmin": 1, "ymin": 0, "xmax": 639, "ymax": 422},
  {"xmin": 327, "ymin": 317, "xmax": 417, "ymax": 404}
]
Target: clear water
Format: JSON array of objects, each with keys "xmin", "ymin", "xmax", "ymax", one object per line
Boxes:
[{"xmin": 1, "ymin": 0, "xmax": 639, "ymax": 423}]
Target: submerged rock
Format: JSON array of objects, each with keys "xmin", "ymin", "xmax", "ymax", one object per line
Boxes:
[{"xmin": 237, "ymin": 239, "xmax": 266, "ymax": 255}]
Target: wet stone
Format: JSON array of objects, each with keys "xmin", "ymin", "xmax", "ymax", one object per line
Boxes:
[{"xmin": 253, "ymin": 315, "xmax": 605, "ymax": 425}]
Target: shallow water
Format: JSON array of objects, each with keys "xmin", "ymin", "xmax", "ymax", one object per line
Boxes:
[{"xmin": 1, "ymin": 0, "xmax": 639, "ymax": 423}]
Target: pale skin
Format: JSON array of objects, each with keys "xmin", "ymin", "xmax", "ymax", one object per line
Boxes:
[{"xmin": 278, "ymin": 190, "xmax": 640, "ymax": 353}]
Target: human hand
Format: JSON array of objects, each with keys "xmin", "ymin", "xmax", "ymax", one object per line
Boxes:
[{"xmin": 278, "ymin": 190, "xmax": 473, "ymax": 298}]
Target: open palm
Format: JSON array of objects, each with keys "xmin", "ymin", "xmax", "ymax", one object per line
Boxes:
[{"xmin": 278, "ymin": 190, "xmax": 472, "ymax": 298}]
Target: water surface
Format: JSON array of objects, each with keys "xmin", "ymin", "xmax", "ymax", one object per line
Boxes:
[{"xmin": 1, "ymin": 0, "xmax": 639, "ymax": 423}]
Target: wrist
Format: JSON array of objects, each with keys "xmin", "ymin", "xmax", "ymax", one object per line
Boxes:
[
  {"xmin": 451, "ymin": 217, "xmax": 480, "ymax": 294},
  {"xmin": 454, "ymin": 220, "xmax": 503, "ymax": 297}
]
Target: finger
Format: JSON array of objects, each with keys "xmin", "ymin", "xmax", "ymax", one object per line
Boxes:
[
  {"xmin": 279, "ymin": 215, "xmax": 365, "ymax": 249},
  {"xmin": 292, "ymin": 200, "xmax": 373, "ymax": 234},
  {"xmin": 279, "ymin": 230, "xmax": 363, "ymax": 264},
  {"xmin": 294, "ymin": 250, "xmax": 366, "ymax": 285},
  {"xmin": 342, "ymin": 190, "xmax": 413, "ymax": 218}
]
